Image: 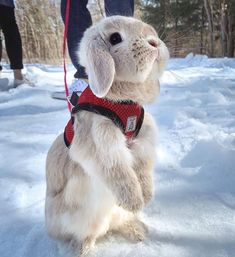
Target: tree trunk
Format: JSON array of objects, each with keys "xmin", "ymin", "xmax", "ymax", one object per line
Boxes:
[
  {"xmin": 227, "ymin": 14, "xmax": 234, "ymax": 57},
  {"xmin": 174, "ymin": 0, "xmax": 179, "ymax": 57},
  {"xmin": 200, "ymin": 6, "xmax": 205, "ymax": 54},
  {"xmin": 220, "ymin": 1, "xmax": 228, "ymax": 56},
  {"xmin": 227, "ymin": 0, "xmax": 235, "ymax": 58},
  {"xmin": 204, "ymin": 0, "xmax": 215, "ymax": 57},
  {"xmin": 97, "ymin": 0, "xmax": 104, "ymax": 18}
]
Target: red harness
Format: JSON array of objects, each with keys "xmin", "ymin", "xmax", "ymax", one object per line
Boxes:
[{"xmin": 64, "ymin": 87, "xmax": 144, "ymax": 147}]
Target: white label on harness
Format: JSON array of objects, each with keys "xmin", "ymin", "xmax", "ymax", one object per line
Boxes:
[{"xmin": 126, "ymin": 116, "xmax": 137, "ymax": 132}]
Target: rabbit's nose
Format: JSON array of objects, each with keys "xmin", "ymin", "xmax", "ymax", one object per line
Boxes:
[{"xmin": 148, "ymin": 39, "xmax": 159, "ymax": 48}]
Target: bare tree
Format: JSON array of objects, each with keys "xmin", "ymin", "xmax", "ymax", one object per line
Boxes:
[
  {"xmin": 204, "ymin": 0, "xmax": 215, "ymax": 57},
  {"xmin": 227, "ymin": 2, "xmax": 235, "ymax": 57},
  {"xmin": 220, "ymin": 1, "xmax": 227, "ymax": 56},
  {"xmin": 200, "ymin": 5, "xmax": 205, "ymax": 54},
  {"xmin": 15, "ymin": 0, "xmax": 63, "ymax": 63}
]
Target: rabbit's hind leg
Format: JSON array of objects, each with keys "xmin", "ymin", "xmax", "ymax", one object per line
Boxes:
[{"xmin": 80, "ymin": 236, "xmax": 96, "ymax": 256}]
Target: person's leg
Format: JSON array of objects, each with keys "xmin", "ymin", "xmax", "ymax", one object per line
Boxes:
[
  {"xmin": 61, "ymin": 0, "xmax": 92, "ymax": 79},
  {"xmin": 104, "ymin": 0, "xmax": 134, "ymax": 17},
  {"xmin": 0, "ymin": 28, "xmax": 2, "ymax": 72},
  {"xmin": 0, "ymin": 5, "xmax": 23, "ymax": 80}
]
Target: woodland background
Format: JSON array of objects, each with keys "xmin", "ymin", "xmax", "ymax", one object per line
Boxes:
[{"xmin": 0, "ymin": 0, "xmax": 235, "ymax": 63}]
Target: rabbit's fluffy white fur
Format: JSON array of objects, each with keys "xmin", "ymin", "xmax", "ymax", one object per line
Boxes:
[{"xmin": 45, "ymin": 16, "xmax": 169, "ymax": 255}]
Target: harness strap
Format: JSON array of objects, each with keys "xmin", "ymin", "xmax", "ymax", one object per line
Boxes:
[
  {"xmin": 64, "ymin": 117, "xmax": 74, "ymax": 147},
  {"xmin": 64, "ymin": 88, "xmax": 145, "ymax": 147},
  {"xmin": 75, "ymin": 103, "xmax": 143, "ymax": 133}
]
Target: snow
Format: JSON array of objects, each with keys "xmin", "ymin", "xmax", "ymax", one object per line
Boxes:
[{"xmin": 0, "ymin": 54, "xmax": 235, "ymax": 257}]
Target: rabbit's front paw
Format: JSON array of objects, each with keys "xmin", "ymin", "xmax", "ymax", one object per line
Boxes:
[{"xmin": 118, "ymin": 183, "xmax": 144, "ymax": 212}]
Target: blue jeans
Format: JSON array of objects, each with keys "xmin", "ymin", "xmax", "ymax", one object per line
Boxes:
[{"xmin": 61, "ymin": 0, "xmax": 134, "ymax": 79}]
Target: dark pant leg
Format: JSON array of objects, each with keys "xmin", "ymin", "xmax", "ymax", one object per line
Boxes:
[
  {"xmin": 104, "ymin": 0, "xmax": 134, "ymax": 17},
  {"xmin": 0, "ymin": 29, "xmax": 2, "ymax": 71},
  {"xmin": 61, "ymin": 0, "xmax": 92, "ymax": 79},
  {"xmin": 0, "ymin": 5, "xmax": 23, "ymax": 70}
]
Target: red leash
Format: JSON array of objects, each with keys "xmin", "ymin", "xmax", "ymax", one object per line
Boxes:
[{"xmin": 63, "ymin": 0, "xmax": 72, "ymax": 112}]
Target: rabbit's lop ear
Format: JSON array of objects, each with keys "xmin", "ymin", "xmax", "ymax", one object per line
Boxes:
[
  {"xmin": 87, "ymin": 39, "xmax": 115, "ymax": 97},
  {"xmin": 79, "ymin": 32, "xmax": 115, "ymax": 98}
]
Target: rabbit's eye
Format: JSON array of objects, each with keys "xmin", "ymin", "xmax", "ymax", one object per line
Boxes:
[{"xmin": 109, "ymin": 33, "xmax": 122, "ymax": 45}]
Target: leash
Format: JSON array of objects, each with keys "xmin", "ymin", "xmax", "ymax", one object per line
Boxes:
[{"xmin": 63, "ymin": 0, "xmax": 72, "ymax": 112}]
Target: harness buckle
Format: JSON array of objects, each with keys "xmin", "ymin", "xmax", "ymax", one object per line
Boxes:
[{"xmin": 67, "ymin": 91, "xmax": 82, "ymax": 108}]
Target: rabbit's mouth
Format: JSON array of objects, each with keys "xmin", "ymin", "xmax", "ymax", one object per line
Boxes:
[
  {"xmin": 154, "ymin": 49, "xmax": 160, "ymax": 61},
  {"xmin": 133, "ymin": 47, "xmax": 159, "ymax": 72}
]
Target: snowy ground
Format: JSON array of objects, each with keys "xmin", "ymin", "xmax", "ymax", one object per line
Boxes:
[{"xmin": 0, "ymin": 54, "xmax": 235, "ymax": 257}]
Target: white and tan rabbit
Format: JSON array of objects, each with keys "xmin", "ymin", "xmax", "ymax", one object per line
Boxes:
[{"xmin": 45, "ymin": 15, "xmax": 169, "ymax": 256}]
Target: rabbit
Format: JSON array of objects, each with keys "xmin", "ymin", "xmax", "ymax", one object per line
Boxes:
[{"xmin": 45, "ymin": 15, "xmax": 169, "ymax": 256}]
